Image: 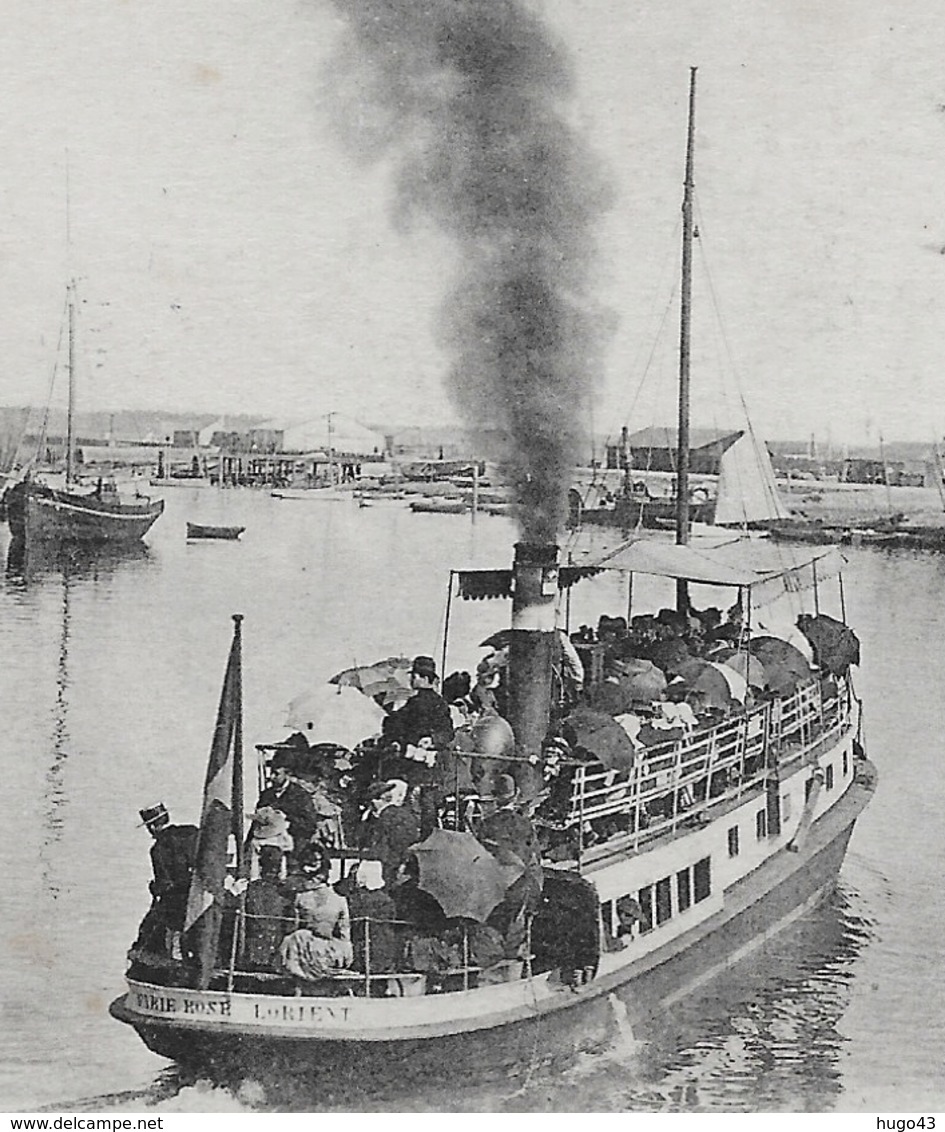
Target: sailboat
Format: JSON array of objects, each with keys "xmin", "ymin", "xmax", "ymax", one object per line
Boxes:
[
  {"xmin": 270, "ymin": 412, "xmax": 355, "ymax": 500},
  {"xmin": 569, "ymin": 81, "xmax": 790, "ymax": 536},
  {"xmin": 4, "ymin": 282, "xmax": 164, "ymax": 545}
]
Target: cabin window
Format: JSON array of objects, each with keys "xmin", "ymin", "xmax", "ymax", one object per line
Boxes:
[
  {"xmin": 637, "ymin": 886, "xmax": 654, "ymax": 934},
  {"xmin": 677, "ymin": 867, "xmax": 692, "ymax": 912},
  {"xmin": 781, "ymin": 794, "xmax": 792, "ymax": 823},
  {"xmin": 825, "ymin": 764, "xmax": 835, "ymax": 791},
  {"xmin": 756, "ymin": 809, "xmax": 767, "ymax": 840},
  {"xmin": 601, "ymin": 900, "xmax": 615, "ymax": 939},
  {"xmin": 693, "ymin": 857, "xmax": 711, "ymax": 902},
  {"xmin": 655, "ymin": 876, "xmax": 673, "ymax": 926},
  {"xmin": 727, "ymin": 825, "xmax": 740, "ymax": 857},
  {"xmin": 616, "ymin": 894, "xmax": 645, "ymax": 938},
  {"xmin": 843, "ymin": 750, "xmax": 849, "ymax": 777}
]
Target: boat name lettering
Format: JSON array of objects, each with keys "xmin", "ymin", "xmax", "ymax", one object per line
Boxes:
[
  {"xmin": 253, "ymin": 1002, "xmax": 350, "ymax": 1025},
  {"xmin": 133, "ymin": 992, "xmax": 231, "ymax": 1017}
]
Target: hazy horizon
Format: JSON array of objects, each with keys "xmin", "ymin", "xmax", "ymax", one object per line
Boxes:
[{"xmin": 0, "ymin": 3, "xmax": 942, "ymax": 446}]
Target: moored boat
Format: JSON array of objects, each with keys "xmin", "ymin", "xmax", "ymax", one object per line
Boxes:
[
  {"xmin": 186, "ymin": 522, "xmax": 246, "ymax": 541},
  {"xmin": 6, "ymin": 475, "xmax": 164, "ymax": 545},
  {"xmin": 4, "ymin": 282, "xmax": 164, "ymax": 546}
]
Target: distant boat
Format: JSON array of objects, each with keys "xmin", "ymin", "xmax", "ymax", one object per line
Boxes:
[
  {"xmin": 186, "ymin": 522, "xmax": 245, "ymax": 541},
  {"xmin": 410, "ymin": 498, "xmax": 469, "ymax": 514},
  {"xmin": 4, "ymin": 283, "xmax": 164, "ymax": 546},
  {"xmin": 270, "ymin": 487, "xmax": 352, "ymax": 501},
  {"xmin": 150, "ymin": 475, "xmax": 212, "ymax": 489}
]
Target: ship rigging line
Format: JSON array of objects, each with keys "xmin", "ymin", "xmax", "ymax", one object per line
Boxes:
[
  {"xmin": 618, "ymin": 219, "xmax": 682, "ymax": 441},
  {"xmin": 692, "ymin": 198, "xmax": 796, "ymax": 538},
  {"xmin": 29, "ymin": 292, "xmax": 70, "ymax": 470}
]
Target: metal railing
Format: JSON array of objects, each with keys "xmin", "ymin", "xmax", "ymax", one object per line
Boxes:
[{"xmin": 547, "ymin": 676, "xmax": 852, "ymax": 857}]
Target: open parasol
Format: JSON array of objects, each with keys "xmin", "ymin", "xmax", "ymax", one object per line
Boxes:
[
  {"xmin": 330, "ymin": 657, "xmax": 413, "ymax": 706},
  {"xmin": 796, "ymin": 613, "xmax": 860, "ymax": 676},
  {"xmin": 562, "ymin": 706, "xmax": 637, "ymax": 770},
  {"xmin": 713, "ymin": 648, "xmax": 769, "ymax": 690},
  {"xmin": 748, "ymin": 636, "xmax": 812, "ymax": 695},
  {"xmin": 412, "ymin": 829, "xmax": 519, "ymax": 922},
  {"xmin": 284, "ymin": 684, "xmax": 385, "ymax": 750}
]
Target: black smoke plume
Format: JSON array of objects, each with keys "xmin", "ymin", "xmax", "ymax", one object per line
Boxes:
[{"xmin": 326, "ymin": 0, "xmax": 612, "ymax": 542}]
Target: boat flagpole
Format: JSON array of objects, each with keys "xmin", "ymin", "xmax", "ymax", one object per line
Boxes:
[
  {"xmin": 676, "ymin": 66, "xmax": 697, "ymax": 613},
  {"xmin": 184, "ymin": 613, "xmax": 245, "ymax": 990}
]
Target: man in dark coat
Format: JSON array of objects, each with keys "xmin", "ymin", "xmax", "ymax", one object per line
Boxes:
[
  {"xmin": 134, "ymin": 803, "xmax": 199, "ymax": 957},
  {"xmin": 357, "ymin": 779, "xmax": 420, "ymax": 886},
  {"xmin": 479, "ymin": 775, "xmax": 543, "ymax": 946},
  {"xmin": 382, "ymin": 655, "xmax": 454, "ymax": 751},
  {"xmin": 256, "ymin": 754, "xmax": 319, "ymax": 847},
  {"xmin": 381, "ymin": 656, "xmax": 454, "ymax": 836}
]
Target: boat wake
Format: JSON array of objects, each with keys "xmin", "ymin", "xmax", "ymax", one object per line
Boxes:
[{"xmin": 562, "ymin": 994, "xmax": 647, "ymax": 1079}]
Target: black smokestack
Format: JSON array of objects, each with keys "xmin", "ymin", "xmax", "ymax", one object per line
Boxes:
[
  {"xmin": 325, "ymin": 0, "xmax": 612, "ymax": 542},
  {"xmin": 507, "ymin": 540, "xmax": 559, "ymax": 796}
]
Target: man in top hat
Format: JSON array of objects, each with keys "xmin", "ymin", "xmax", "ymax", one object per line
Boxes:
[
  {"xmin": 133, "ymin": 803, "xmax": 199, "ymax": 959},
  {"xmin": 381, "ymin": 655, "xmax": 454, "ymax": 752},
  {"xmin": 381, "ymin": 656, "xmax": 455, "ymax": 838}
]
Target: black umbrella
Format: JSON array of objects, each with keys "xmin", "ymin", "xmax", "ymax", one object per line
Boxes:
[
  {"xmin": 796, "ymin": 614, "xmax": 860, "ymax": 676},
  {"xmin": 748, "ymin": 636, "xmax": 812, "ymax": 695},
  {"xmin": 562, "ymin": 707, "xmax": 636, "ymax": 771},
  {"xmin": 412, "ymin": 829, "xmax": 521, "ymax": 922}
]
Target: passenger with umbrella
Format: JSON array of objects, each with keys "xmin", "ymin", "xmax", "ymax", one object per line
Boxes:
[
  {"xmin": 796, "ymin": 613, "xmax": 861, "ymax": 677},
  {"xmin": 380, "ymin": 656, "xmax": 455, "ymax": 837},
  {"xmin": 397, "ymin": 830, "xmax": 517, "ymax": 977}
]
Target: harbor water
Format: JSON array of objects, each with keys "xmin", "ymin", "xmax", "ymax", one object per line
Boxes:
[{"xmin": 0, "ymin": 487, "xmax": 942, "ymax": 1113}]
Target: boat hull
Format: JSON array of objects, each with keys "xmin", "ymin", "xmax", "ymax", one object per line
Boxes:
[
  {"xmin": 186, "ymin": 523, "xmax": 245, "ymax": 541},
  {"xmin": 110, "ymin": 757, "xmax": 875, "ymax": 1083},
  {"xmin": 6, "ymin": 482, "xmax": 164, "ymax": 544},
  {"xmin": 568, "ymin": 492, "xmax": 716, "ymax": 531}
]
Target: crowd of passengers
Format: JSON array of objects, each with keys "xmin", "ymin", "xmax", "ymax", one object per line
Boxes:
[
  {"xmin": 130, "ymin": 608, "xmax": 852, "ymax": 990},
  {"xmin": 131, "ymin": 760, "xmax": 544, "ymax": 991}
]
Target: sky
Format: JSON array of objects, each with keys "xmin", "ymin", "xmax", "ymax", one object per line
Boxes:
[{"xmin": 0, "ymin": 0, "xmax": 943, "ymax": 444}]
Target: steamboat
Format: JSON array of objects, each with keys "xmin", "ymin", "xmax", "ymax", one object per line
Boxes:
[
  {"xmin": 110, "ymin": 69, "xmax": 874, "ymax": 1082},
  {"xmin": 109, "ymin": 534, "xmax": 875, "ymax": 1080}
]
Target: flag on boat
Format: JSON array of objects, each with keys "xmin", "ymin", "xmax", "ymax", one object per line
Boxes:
[{"xmin": 184, "ymin": 615, "xmax": 244, "ymax": 989}]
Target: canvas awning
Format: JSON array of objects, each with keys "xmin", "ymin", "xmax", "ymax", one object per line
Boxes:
[
  {"xmin": 456, "ymin": 538, "xmax": 843, "ymax": 600},
  {"xmin": 592, "ymin": 537, "xmax": 845, "ymax": 591},
  {"xmin": 456, "ymin": 565, "xmax": 603, "ymax": 601}
]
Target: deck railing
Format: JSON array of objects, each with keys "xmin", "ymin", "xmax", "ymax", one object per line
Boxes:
[{"xmin": 548, "ymin": 676, "xmax": 852, "ymax": 858}]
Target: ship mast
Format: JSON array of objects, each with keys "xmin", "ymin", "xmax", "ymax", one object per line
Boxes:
[
  {"xmin": 675, "ymin": 66, "xmax": 697, "ymax": 612},
  {"xmin": 327, "ymin": 411, "xmax": 336, "ymax": 486},
  {"xmin": 65, "ymin": 280, "xmax": 76, "ymax": 486}
]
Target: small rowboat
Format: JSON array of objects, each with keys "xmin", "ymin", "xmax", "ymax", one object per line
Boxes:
[{"xmin": 186, "ymin": 522, "xmax": 245, "ymax": 541}]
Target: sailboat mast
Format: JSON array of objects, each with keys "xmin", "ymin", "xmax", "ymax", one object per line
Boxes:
[
  {"xmin": 65, "ymin": 281, "xmax": 76, "ymax": 485},
  {"xmin": 327, "ymin": 412, "xmax": 336, "ymax": 486},
  {"xmin": 675, "ymin": 67, "xmax": 697, "ymax": 610}
]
